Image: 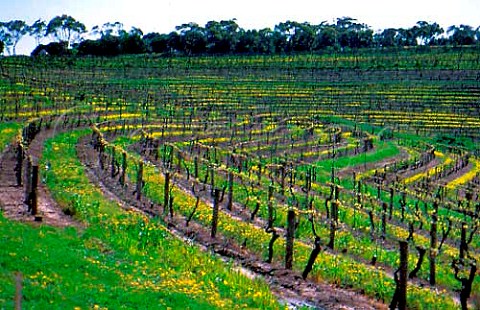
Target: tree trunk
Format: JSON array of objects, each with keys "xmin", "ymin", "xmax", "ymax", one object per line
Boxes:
[
  {"xmin": 409, "ymin": 246, "xmax": 426, "ymax": 279},
  {"xmin": 390, "ymin": 240, "xmax": 408, "ymax": 310},
  {"xmin": 266, "ymin": 229, "xmax": 279, "ymax": 264},
  {"xmin": 460, "ymin": 222, "xmax": 468, "ymax": 259},
  {"xmin": 302, "ymin": 236, "xmax": 322, "ymax": 279},
  {"xmin": 328, "ymin": 200, "xmax": 338, "ymax": 249}
]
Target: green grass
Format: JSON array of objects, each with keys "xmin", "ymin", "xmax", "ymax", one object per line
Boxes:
[
  {"xmin": 0, "ymin": 129, "xmax": 282, "ymax": 309},
  {"xmin": 0, "ymin": 122, "xmax": 21, "ymax": 152}
]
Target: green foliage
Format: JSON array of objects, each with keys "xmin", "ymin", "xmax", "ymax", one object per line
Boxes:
[{"xmin": 0, "ymin": 122, "xmax": 20, "ymax": 152}]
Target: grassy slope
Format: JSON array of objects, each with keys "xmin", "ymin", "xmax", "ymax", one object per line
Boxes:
[{"xmin": 0, "ymin": 129, "xmax": 281, "ymax": 309}]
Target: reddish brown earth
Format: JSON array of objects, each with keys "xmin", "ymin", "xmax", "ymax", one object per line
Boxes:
[{"xmin": 0, "ymin": 129, "xmax": 79, "ymax": 228}]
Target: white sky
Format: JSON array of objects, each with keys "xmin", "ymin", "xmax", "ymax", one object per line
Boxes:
[{"xmin": 1, "ymin": 0, "xmax": 479, "ymax": 54}]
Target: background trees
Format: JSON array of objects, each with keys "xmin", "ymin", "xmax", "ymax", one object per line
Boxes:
[
  {"xmin": 29, "ymin": 19, "xmax": 47, "ymax": 46},
  {"xmin": 46, "ymin": 14, "xmax": 86, "ymax": 47},
  {"xmin": 448, "ymin": 25, "xmax": 477, "ymax": 46},
  {"xmin": 414, "ymin": 21, "xmax": 443, "ymax": 45},
  {"xmin": 0, "ymin": 14, "xmax": 479, "ymax": 57},
  {"xmin": 0, "ymin": 20, "xmax": 29, "ymax": 55}
]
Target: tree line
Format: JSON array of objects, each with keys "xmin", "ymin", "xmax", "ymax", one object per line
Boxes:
[{"xmin": 1, "ymin": 14, "xmax": 479, "ymax": 57}]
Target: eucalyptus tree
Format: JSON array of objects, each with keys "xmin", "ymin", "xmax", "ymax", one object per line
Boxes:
[
  {"xmin": 235, "ymin": 29, "xmax": 258, "ymax": 54},
  {"xmin": 205, "ymin": 19, "xmax": 240, "ymax": 54},
  {"xmin": 395, "ymin": 28, "xmax": 417, "ymax": 46},
  {"xmin": 257, "ymin": 28, "xmax": 276, "ymax": 54},
  {"xmin": 414, "ymin": 21, "xmax": 444, "ymax": 45},
  {"xmin": 143, "ymin": 32, "xmax": 170, "ymax": 53},
  {"xmin": 167, "ymin": 31, "xmax": 182, "ymax": 53},
  {"xmin": 46, "ymin": 15, "xmax": 86, "ymax": 47},
  {"xmin": 335, "ymin": 17, "xmax": 373, "ymax": 49},
  {"xmin": 176, "ymin": 22, "xmax": 207, "ymax": 55},
  {"xmin": 314, "ymin": 22, "xmax": 338, "ymax": 49},
  {"xmin": 280, "ymin": 21, "xmax": 316, "ymax": 52},
  {"xmin": 273, "ymin": 22, "xmax": 291, "ymax": 52},
  {"xmin": 374, "ymin": 28, "xmax": 398, "ymax": 47},
  {"xmin": 91, "ymin": 21, "xmax": 123, "ymax": 38},
  {"xmin": 0, "ymin": 20, "xmax": 29, "ymax": 55},
  {"xmin": 120, "ymin": 27, "xmax": 145, "ymax": 54},
  {"xmin": 29, "ymin": 19, "xmax": 46, "ymax": 46},
  {"xmin": 447, "ymin": 24, "xmax": 476, "ymax": 45},
  {"xmin": 0, "ymin": 24, "xmax": 11, "ymax": 55}
]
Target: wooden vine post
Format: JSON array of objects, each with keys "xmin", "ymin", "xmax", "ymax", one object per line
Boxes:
[
  {"xmin": 211, "ymin": 188, "xmax": 220, "ymax": 239},
  {"xmin": 400, "ymin": 191, "xmax": 406, "ymax": 222},
  {"xmin": 98, "ymin": 141, "xmax": 105, "ymax": 170},
  {"xmin": 23, "ymin": 157, "xmax": 32, "ymax": 206},
  {"xmin": 280, "ymin": 164, "xmax": 286, "ymax": 196},
  {"xmin": 389, "ymin": 187, "xmax": 395, "ymax": 220},
  {"xmin": 429, "ymin": 200, "xmax": 438, "ymax": 286},
  {"xmin": 15, "ymin": 142, "xmax": 23, "ymax": 187},
  {"xmin": 110, "ymin": 146, "xmax": 116, "ymax": 178},
  {"xmin": 119, "ymin": 151, "xmax": 127, "ymax": 186},
  {"xmin": 164, "ymin": 171, "xmax": 170, "ymax": 214},
  {"xmin": 227, "ymin": 170, "xmax": 233, "ymax": 211},
  {"xmin": 285, "ymin": 208, "xmax": 296, "ymax": 270},
  {"xmin": 328, "ymin": 185, "xmax": 339, "ymax": 250},
  {"xmin": 30, "ymin": 164, "xmax": 39, "ymax": 217},
  {"xmin": 381, "ymin": 202, "xmax": 387, "ymax": 239},
  {"xmin": 136, "ymin": 161, "xmax": 143, "ymax": 201}
]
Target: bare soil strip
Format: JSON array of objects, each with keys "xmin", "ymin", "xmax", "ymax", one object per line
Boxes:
[{"xmin": 0, "ymin": 129, "xmax": 79, "ymax": 228}]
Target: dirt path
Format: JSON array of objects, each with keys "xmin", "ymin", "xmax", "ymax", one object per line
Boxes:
[{"xmin": 0, "ymin": 129, "xmax": 80, "ymax": 228}]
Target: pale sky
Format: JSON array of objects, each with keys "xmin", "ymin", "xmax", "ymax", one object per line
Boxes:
[{"xmin": 1, "ymin": 0, "xmax": 479, "ymax": 55}]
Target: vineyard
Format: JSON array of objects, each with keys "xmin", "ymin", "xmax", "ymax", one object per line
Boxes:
[{"xmin": 0, "ymin": 47, "xmax": 479, "ymax": 309}]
